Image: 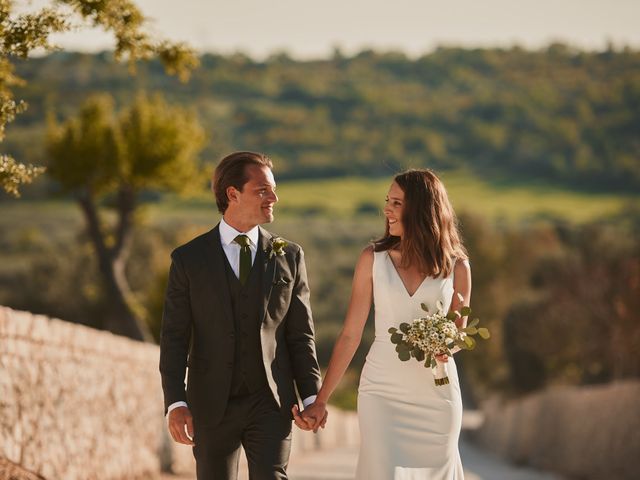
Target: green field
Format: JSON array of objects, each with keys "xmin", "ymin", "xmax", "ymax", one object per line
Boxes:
[
  {"xmin": 158, "ymin": 171, "xmax": 638, "ymax": 225},
  {"xmin": 2, "ymin": 171, "xmax": 637, "ymax": 229}
]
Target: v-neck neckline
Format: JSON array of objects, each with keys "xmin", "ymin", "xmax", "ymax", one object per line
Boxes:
[{"xmin": 385, "ymin": 251, "xmax": 428, "ymax": 298}]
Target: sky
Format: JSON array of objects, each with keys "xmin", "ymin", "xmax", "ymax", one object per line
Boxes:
[{"xmin": 18, "ymin": 0, "xmax": 640, "ymax": 59}]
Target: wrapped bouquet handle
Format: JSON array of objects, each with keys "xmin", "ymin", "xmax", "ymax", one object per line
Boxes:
[{"xmin": 433, "ymin": 358, "xmax": 449, "ymax": 386}]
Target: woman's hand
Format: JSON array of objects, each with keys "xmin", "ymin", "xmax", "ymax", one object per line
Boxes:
[{"xmin": 435, "ymin": 353, "xmax": 449, "ymax": 363}]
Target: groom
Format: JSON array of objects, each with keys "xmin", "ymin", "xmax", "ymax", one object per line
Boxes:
[{"xmin": 159, "ymin": 151, "xmax": 323, "ymax": 479}]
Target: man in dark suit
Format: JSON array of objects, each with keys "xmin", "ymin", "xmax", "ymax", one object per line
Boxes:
[{"xmin": 159, "ymin": 151, "xmax": 323, "ymax": 479}]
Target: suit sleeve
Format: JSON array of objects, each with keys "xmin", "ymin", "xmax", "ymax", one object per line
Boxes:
[
  {"xmin": 284, "ymin": 247, "xmax": 322, "ymax": 400},
  {"xmin": 159, "ymin": 250, "xmax": 192, "ymax": 414}
]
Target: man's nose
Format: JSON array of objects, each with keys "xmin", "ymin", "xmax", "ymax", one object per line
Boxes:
[{"xmin": 271, "ymin": 191, "xmax": 279, "ymax": 203}]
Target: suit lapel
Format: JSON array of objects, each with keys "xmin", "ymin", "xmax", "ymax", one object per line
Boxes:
[
  {"xmin": 259, "ymin": 227, "xmax": 276, "ymax": 323},
  {"xmin": 202, "ymin": 225, "xmax": 234, "ymax": 329}
]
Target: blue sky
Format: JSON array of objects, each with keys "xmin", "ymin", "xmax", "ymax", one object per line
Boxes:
[{"xmin": 19, "ymin": 0, "xmax": 640, "ymax": 59}]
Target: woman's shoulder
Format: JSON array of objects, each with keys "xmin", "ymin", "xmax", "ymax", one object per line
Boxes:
[
  {"xmin": 453, "ymin": 257, "xmax": 471, "ymax": 280},
  {"xmin": 360, "ymin": 244, "xmax": 376, "ymax": 262},
  {"xmin": 354, "ymin": 245, "xmax": 376, "ymax": 272}
]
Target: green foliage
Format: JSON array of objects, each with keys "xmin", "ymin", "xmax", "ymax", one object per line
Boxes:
[
  {"xmin": 47, "ymin": 92, "xmax": 205, "ymax": 195},
  {"xmin": 47, "ymin": 94, "xmax": 120, "ymax": 193},
  {"xmin": 117, "ymin": 92, "xmax": 205, "ymax": 192},
  {"xmin": 0, "ymin": 155, "xmax": 44, "ymax": 196},
  {"xmin": 11, "ymin": 44, "xmax": 640, "ymax": 192},
  {"xmin": 503, "ymin": 213, "xmax": 640, "ymax": 393},
  {"xmin": 4, "ymin": 46, "xmax": 639, "ymax": 200},
  {"xmin": 0, "ymin": 0, "xmax": 198, "ymax": 196},
  {"xmin": 44, "ymin": 92, "xmax": 204, "ymax": 340}
]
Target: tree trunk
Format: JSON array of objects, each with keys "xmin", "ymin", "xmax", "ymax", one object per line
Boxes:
[{"xmin": 77, "ymin": 191, "xmax": 152, "ymax": 342}]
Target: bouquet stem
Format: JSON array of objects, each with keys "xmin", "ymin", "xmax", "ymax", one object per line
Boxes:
[{"xmin": 432, "ymin": 359, "xmax": 449, "ymax": 386}]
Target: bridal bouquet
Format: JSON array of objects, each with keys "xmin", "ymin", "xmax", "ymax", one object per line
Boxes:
[{"xmin": 388, "ymin": 298, "xmax": 490, "ymax": 386}]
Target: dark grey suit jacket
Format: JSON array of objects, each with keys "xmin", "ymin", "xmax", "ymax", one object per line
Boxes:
[{"xmin": 159, "ymin": 224, "xmax": 322, "ymax": 427}]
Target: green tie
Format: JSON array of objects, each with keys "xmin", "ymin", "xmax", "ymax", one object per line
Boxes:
[{"xmin": 234, "ymin": 234, "xmax": 251, "ymax": 285}]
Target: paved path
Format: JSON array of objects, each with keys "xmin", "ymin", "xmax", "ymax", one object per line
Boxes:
[
  {"xmin": 161, "ymin": 439, "xmax": 561, "ymax": 480},
  {"xmin": 161, "ymin": 411, "xmax": 562, "ymax": 480},
  {"xmin": 285, "ymin": 441, "xmax": 561, "ymax": 480}
]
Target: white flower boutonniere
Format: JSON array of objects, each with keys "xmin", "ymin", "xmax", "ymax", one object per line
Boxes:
[{"xmin": 267, "ymin": 237, "xmax": 287, "ymax": 259}]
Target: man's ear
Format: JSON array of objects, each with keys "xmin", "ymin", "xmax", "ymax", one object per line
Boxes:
[{"xmin": 226, "ymin": 185, "xmax": 239, "ymax": 204}]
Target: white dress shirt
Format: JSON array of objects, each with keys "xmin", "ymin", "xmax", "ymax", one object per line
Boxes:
[{"xmin": 167, "ymin": 218, "xmax": 316, "ymax": 416}]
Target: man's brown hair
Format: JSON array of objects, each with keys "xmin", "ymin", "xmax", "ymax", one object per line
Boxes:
[{"xmin": 213, "ymin": 151, "xmax": 273, "ymax": 213}]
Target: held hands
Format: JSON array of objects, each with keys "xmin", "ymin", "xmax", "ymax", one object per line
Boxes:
[
  {"xmin": 168, "ymin": 406, "xmax": 195, "ymax": 446},
  {"xmin": 292, "ymin": 401, "xmax": 328, "ymax": 433}
]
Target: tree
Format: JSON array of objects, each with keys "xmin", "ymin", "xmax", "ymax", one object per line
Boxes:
[
  {"xmin": 46, "ymin": 92, "xmax": 205, "ymax": 341},
  {"xmin": 0, "ymin": 0, "xmax": 198, "ymax": 196}
]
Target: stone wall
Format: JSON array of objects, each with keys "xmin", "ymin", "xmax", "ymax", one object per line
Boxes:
[
  {"xmin": 475, "ymin": 381, "xmax": 640, "ymax": 480},
  {"xmin": 0, "ymin": 306, "xmax": 358, "ymax": 480},
  {"xmin": 0, "ymin": 306, "xmax": 174, "ymax": 479}
]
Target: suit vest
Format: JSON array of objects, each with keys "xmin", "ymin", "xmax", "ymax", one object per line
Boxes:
[{"xmin": 223, "ymin": 247, "xmax": 268, "ymax": 396}]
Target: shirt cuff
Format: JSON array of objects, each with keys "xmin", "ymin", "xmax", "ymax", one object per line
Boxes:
[
  {"xmin": 302, "ymin": 395, "xmax": 317, "ymax": 408},
  {"xmin": 167, "ymin": 401, "xmax": 188, "ymax": 417}
]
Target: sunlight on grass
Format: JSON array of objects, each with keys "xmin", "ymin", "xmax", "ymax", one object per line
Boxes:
[
  {"xmin": 272, "ymin": 172, "xmax": 638, "ymax": 223},
  {"xmin": 1, "ymin": 171, "xmax": 637, "ymax": 228}
]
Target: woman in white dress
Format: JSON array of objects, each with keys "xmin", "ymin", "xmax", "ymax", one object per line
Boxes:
[{"xmin": 298, "ymin": 169, "xmax": 471, "ymax": 479}]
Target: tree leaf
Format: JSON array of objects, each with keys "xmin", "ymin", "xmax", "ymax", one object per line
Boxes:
[
  {"xmin": 399, "ymin": 350, "xmax": 411, "ymax": 361},
  {"xmin": 460, "ymin": 306, "xmax": 472, "ymax": 317},
  {"xmin": 388, "ymin": 327, "xmax": 397, "ymax": 334},
  {"xmin": 468, "ymin": 318, "xmax": 480, "ymax": 328},
  {"xmin": 399, "ymin": 323, "xmax": 410, "ymax": 334},
  {"xmin": 420, "ymin": 303, "xmax": 429, "ymax": 313}
]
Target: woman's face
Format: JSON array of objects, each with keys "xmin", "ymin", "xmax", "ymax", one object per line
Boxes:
[{"xmin": 384, "ymin": 181, "xmax": 405, "ymax": 237}]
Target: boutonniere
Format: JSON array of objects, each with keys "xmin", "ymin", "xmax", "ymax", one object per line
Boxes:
[{"xmin": 266, "ymin": 237, "xmax": 287, "ymax": 259}]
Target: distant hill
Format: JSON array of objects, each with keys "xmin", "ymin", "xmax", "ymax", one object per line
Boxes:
[{"xmin": 5, "ymin": 44, "xmax": 640, "ymax": 192}]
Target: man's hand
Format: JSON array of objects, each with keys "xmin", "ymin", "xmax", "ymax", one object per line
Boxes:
[
  {"xmin": 292, "ymin": 404, "xmax": 314, "ymax": 431},
  {"xmin": 303, "ymin": 401, "xmax": 328, "ymax": 433},
  {"xmin": 293, "ymin": 401, "xmax": 328, "ymax": 433},
  {"xmin": 168, "ymin": 406, "xmax": 195, "ymax": 446}
]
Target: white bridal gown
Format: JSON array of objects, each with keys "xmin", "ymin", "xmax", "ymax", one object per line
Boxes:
[{"xmin": 357, "ymin": 251, "xmax": 464, "ymax": 480}]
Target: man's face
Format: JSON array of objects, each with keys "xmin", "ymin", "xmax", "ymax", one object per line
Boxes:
[{"xmin": 229, "ymin": 164, "xmax": 278, "ymax": 226}]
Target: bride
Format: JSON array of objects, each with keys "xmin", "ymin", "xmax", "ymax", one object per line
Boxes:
[{"xmin": 298, "ymin": 168, "xmax": 471, "ymax": 479}]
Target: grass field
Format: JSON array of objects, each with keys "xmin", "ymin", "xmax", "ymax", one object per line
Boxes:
[
  {"xmin": 159, "ymin": 170, "xmax": 638, "ymax": 225},
  {"xmin": 1, "ymin": 170, "xmax": 637, "ymax": 228}
]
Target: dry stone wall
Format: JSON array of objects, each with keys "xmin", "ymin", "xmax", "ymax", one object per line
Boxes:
[
  {"xmin": 0, "ymin": 306, "xmax": 180, "ymax": 479},
  {"xmin": 475, "ymin": 381, "xmax": 640, "ymax": 480},
  {"xmin": 0, "ymin": 306, "xmax": 359, "ymax": 480}
]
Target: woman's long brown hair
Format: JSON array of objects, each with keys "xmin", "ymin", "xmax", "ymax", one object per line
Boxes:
[{"xmin": 374, "ymin": 169, "xmax": 467, "ymax": 277}]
